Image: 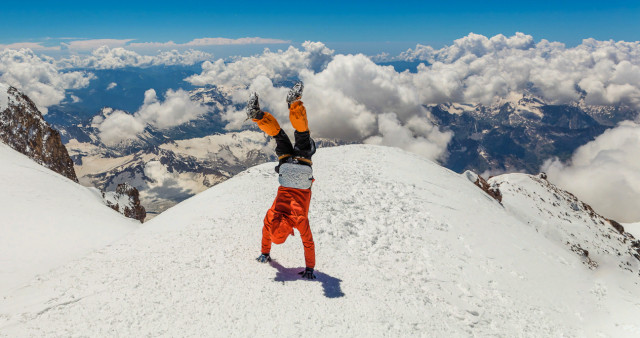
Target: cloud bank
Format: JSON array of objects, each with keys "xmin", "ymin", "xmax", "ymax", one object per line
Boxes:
[
  {"xmin": 129, "ymin": 37, "xmax": 290, "ymax": 49},
  {"xmin": 186, "ymin": 42, "xmax": 455, "ymax": 160},
  {"xmin": 56, "ymin": 47, "xmax": 213, "ymax": 69},
  {"xmin": 0, "ymin": 37, "xmax": 290, "ymax": 53},
  {"xmin": 61, "ymin": 39, "xmax": 134, "ymax": 51},
  {"xmin": 95, "ymin": 89, "xmax": 208, "ymax": 145},
  {"xmin": 396, "ymin": 32, "xmax": 640, "ymax": 107},
  {"xmin": 187, "ymin": 41, "xmax": 334, "ymax": 87},
  {"xmin": 0, "ymin": 48, "xmax": 93, "ymax": 113},
  {"xmin": 185, "ymin": 33, "xmax": 640, "ymax": 162},
  {"xmin": 542, "ymin": 121, "xmax": 640, "ymax": 223}
]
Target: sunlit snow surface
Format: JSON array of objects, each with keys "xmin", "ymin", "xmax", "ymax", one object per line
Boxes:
[
  {"xmin": 0, "ymin": 143, "xmax": 138, "ymax": 295},
  {"xmin": 2, "ymin": 145, "xmax": 640, "ymax": 336}
]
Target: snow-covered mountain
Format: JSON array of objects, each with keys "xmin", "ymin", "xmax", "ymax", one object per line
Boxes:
[
  {"xmin": 429, "ymin": 93, "xmax": 638, "ymax": 174},
  {"xmin": 0, "ymin": 84, "xmax": 77, "ymax": 182},
  {"xmin": 54, "ymin": 86, "xmax": 342, "ymax": 218},
  {"xmin": 0, "ymin": 143, "xmax": 139, "ymax": 295},
  {"xmin": 102, "ymin": 182, "xmax": 146, "ymax": 222},
  {"xmin": 65, "ymin": 120, "xmax": 342, "ymax": 219},
  {"xmin": 66, "ymin": 130, "xmax": 277, "ymax": 218},
  {"xmin": 490, "ymin": 173, "xmax": 640, "ymax": 273},
  {"xmin": 2, "ymin": 145, "xmax": 639, "ymax": 336}
]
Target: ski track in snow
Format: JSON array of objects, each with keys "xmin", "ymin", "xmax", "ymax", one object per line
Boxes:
[{"xmin": 2, "ymin": 145, "xmax": 640, "ymax": 336}]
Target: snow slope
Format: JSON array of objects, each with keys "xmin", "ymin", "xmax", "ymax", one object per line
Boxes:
[
  {"xmin": 2, "ymin": 145, "xmax": 640, "ymax": 336},
  {"xmin": 0, "ymin": 143, "xmax": 138, "ymax": 295},
  {"xmin": 491, "ymin": 173, "xmax": 640, "ymax": 274}
]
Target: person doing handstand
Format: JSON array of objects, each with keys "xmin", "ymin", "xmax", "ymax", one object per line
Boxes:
[{"xmin": 248, "ymin": 82, "xmax": 317, "ymax": 279}]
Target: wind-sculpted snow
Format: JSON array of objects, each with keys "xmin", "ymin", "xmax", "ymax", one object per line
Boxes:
[{"xmin": 2, "ymin": 145, "xmax": 640, "ymax": 336}]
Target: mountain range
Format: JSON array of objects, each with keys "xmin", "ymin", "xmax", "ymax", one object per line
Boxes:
[
  {"xmin": 48, "ymin": 83, "xmax": 638, "ymax": 218},
  {"xmin": 55, "ymin": 87, "xmax": 343, "ymax": 218},
  {"xmin": 0, "ymin": 85, "xmax": 145, "ymax": 222},
  {"xmin": 430, "ymin": 93, "xmax": 637, "ymax": 174}
]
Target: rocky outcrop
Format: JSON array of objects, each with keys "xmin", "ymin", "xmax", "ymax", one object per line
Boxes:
[
  {"xmin": 463, "ymin": 170, "xmax": 502, "ymax": 203},
  {"xmin": 102, "ymin": 183, "xmax": 146, "ymax": 223},
  {"xmin": 0, "ymin": 84, "xmax": 77, "ymax": 182}
]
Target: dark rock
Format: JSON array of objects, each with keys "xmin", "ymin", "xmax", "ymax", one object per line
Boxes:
[
  {"xmin": 104, "ymin": 183, "xmax": 146, "ymax": 223},
  {"xmin": 464, "ymin": 171, "xmax": 502, "ymax": 203},
  {"xmin": 0, "ymin": 86, "xmax": 78, "ymax": 182}
]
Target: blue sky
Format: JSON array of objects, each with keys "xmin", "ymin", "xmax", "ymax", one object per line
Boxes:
[{"xmin": 1, "ymin": 0, "xmax": 638, "ymax": 55}]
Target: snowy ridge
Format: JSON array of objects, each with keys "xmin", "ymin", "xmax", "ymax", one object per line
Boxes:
[
  {"xmin": 435, "ymin": 92, "xmax": 546, "ymax": 121},
  {"xmin": 0, "ymin": 143, "xmax": 138, "ymax": 295},
  {"xmin": 2, "ymin": 145, "xmax": 640, "ymax": 336},
  {"xmin": 158, "ymin": 130, "xmax": 274, "ymax": 165},
  {"xmin": 490, "ymin": 173, "xmax": 640, "ymax": 275}
]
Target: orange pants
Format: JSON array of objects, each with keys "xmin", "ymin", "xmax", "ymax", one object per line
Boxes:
[{"xmin": 261, "ymin": 186, "xmax": 315, "ymax": 269}]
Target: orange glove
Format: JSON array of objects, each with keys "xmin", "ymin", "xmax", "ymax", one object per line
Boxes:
[
  {"xmin": 253, "ymin": 112, "xmax": 281, "ymax": 136},
  {"xmin": 289, "ymin": 101, "xmax": 308, "ymax": 132}
]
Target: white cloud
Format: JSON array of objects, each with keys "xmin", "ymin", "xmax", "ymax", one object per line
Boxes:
[
  {"xmin": 186, "ymin": 41, "xmax": 334, "ymax": 87},
  {"xmin": 137, "ymin": 89, "xmax": 208, "ymax": 128},
  {"xmin": 399, "ymin": 32, "xmax": 536, "ymax": 63},
  {"xmin": 153, "ymin": 49, "xmax": 213, "ymax": 66},
  {"xmin": 394, "ymin": 33, "xmax": 640, "ymax": 107},
  {"xmin": 96, "ymin": 88, "xmax": 208, "ymax": 145},
  {"xmin": 0, "ymin": 48, "xmax": 94, "ymax": 113},
  {"xmin": 56, "ymin": 46, "xmax": 212, "ymax": 69},
  {"xmin": 542, "ymin": 121, "xmax": 640, "ymax": 223},
  {"xmin": 96, "ymin": 109, "xmax": 146, "ymax": 145},
  {"xmin": 3, "ymin": 36, "xmax": 288, "ymax": 54},
  {"xmin": 106, "ymin": 82, "xmax": 117, "ymax": 90},
  {"xmin": 61, "ymin": 39, "xmax": 134, "ymax": 51},
  {"xmin": 364, "ymin": 113, "xmax": 452, "ymax": 160},
  {"xmin": 144, "ymin": 160, "xmax": 171, "ymax": 184},
  {"xmin": 0, "ymin": 42, "xmax": 60, "ymax": 51},
  {"xmin": 189, "ymin": 42, "xmax": 452, "ymax": 161},
  {"xmin": 129, "ymin": 37, "xmax": 290, "ymax": 49},
  {"xmin": 185, "ymin": 34, "xmax": 640, "ymax": 162}
]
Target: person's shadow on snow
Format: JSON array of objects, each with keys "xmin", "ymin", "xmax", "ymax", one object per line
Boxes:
[{"xmin": 269, "ymin": 260, "xmax": 345, "ymax": 298}]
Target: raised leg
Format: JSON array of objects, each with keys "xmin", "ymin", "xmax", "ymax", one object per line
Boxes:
[
  {"xmin": 273, "ymin": 129, "xmax": 294, "ymax": 159},
  {"xmin": 293, "ymin": 130, "xmax": 315, "ymax": 160}
]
